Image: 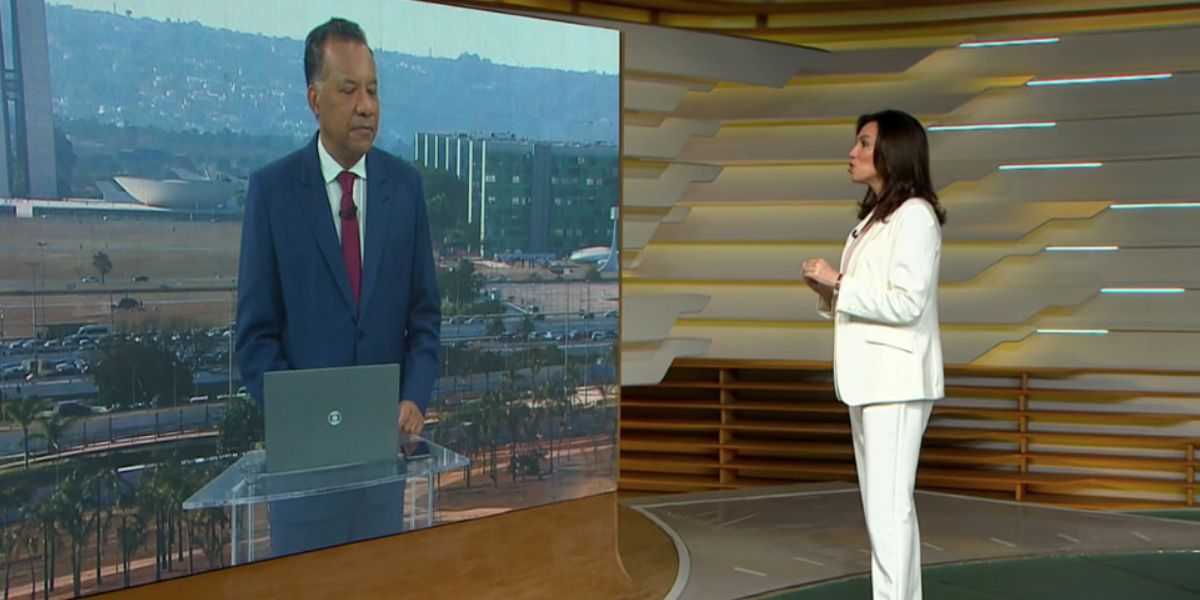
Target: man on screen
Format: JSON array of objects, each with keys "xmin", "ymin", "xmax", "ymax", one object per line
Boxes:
[{"xmin": 235, "ymin": 17, "xmax": 440, "ymax": 556}]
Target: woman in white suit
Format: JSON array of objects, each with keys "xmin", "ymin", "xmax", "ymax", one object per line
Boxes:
[{"xmin": 802, "ymin": 109, "xmax": 946, "ymax": 600}]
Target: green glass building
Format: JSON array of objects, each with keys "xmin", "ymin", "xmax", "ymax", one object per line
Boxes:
[{"xmin": 414, "ymin": 132, "xmax": 618, "ymax": 260}]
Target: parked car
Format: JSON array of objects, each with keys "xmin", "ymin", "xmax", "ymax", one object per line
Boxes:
[
  {"xmin": 1, "ymin": 365, "xmax": 29, "ymax": 380},
  {"xmin": 112, "ymin": 297, "xmax": 142, "ymax": 310},
  {"xmin": 80, "ymin": 275, "xmax": 100, "ymax": 283},
  {"xmin": 54, "ymin": 361, "xmax": 80, "ymax": 376},
  {"xmin": 76, "ymin": 324, "xmax": 112, "ymax": 341},
  {"xmin": 56, "ymin": 401, "xmax": 92, "ymax": 417},
  {"xmin": 131, "ymin": 274, "xmax": 150, "ymax": 283}
]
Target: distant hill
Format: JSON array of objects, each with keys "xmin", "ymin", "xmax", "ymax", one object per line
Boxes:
[{"xmin": 45, "ymin": 4, "xmax": 619, "ymax": 158}]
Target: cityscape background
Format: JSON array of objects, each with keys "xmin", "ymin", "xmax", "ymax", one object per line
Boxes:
[{"xmin": 0, "ymin": 0, "xmax": 620, "ymax": 596}]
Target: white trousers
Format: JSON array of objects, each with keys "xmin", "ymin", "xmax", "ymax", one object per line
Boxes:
[{"xmin": 848, "ymin": 400, "xmax": 934, "ymax": 600}]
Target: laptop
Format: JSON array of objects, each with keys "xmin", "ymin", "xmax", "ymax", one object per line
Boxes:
[{"xmin": 263, "ymin": 364, "xmax": 400, "ymax": 474}]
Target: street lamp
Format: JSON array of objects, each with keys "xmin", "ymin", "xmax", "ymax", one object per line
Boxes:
[
  {"xmin": 228, "ymin": 277, "xmax": 237, "ymax": 397},
  {"xmin": 36, "ymin": 241, "xmax": 46, "ymax": 331},
  {"xmin": 24, "ymin": 261, "xmax": 38, "ymax": 339}
]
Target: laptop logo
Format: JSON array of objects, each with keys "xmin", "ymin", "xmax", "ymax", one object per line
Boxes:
[{"xmin": 327, "ymin": 411, "xmax": 343, "ymax": 427}]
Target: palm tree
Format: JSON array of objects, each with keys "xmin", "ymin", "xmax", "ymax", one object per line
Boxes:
[
  {"xmin": 35, "ymin": 412, "xmax": 78, "ymax": 457},
  {"xmin": 501, "ymin": 368, "xmax": 530, "ymax": 483},
  {"xmin": 190, "ymin": 462, "xmax": 228, "ymax": 571},
  {"xmin": 179, "ymin": 466, "xmax": 214, "ymax": 574},
  {"xmin": 114, "ymin": 482, "xmax": 145, "ymax": 588},
  {"xmin": 91, "ymin": 252, "xmax": 112, "ymax": 284},
  {"xmin": 1, "ymin": 487, "xmax": 31, "ymax": 600},
  {"xmin": 479, "ymin": 390, "xmax": 504, "ymax": 486},
  {"xmin": 85, "ymin": 463, "xmax": 121, "ymax": 586},
  {"xmin": 4, "ymin": 397, "xmax": 44, "ymax": 468},
  {"xmin": 115, "ymin": 517, "xmax": 144, "ymax": 589},
  {"xmin": 51, "ymin": 472, "xmax": 89, "ymax": 598},
  {"xmin": 137, "ymin": 473, "xmax": 165, "ymax": 581},
  {"xmin": 139, "ymin": 453, "xmax": 187, "ymax": 581},
  {"xmin": 24, "ymin": 497, "xmax": 59, "ymax": 599},
  {"xmin": 157, "ymin": 456, "xmax": 189, "ymax": 573},
  {"xmin": 21, "ymin": 518, "xmax": 39, "ymax": 600}
]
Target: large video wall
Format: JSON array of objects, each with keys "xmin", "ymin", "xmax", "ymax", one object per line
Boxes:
[{"xmin": 0, "ymin": 0, "xmax": 619, "ymax": 595}]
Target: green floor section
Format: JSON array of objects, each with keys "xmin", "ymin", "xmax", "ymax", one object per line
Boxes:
[
  {"xmin": 1127, "ymin": 509, "xmax": 1200, "ymax": 523},
  {"xmin": 762, "ymin": 552, "xmax": 1200, "ymax": 600}
]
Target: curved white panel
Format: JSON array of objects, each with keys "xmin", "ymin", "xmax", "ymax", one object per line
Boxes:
[
  {"xmin": 621, "ymin": 338, "xmax": 712, "ymax": 386},
  {"xmin": 625, "ymin": 281, "xmax": 1188, "ymax": 328},
  {"xmin": 624, "ymin": 206, "xmax": 690, "ymax": 252},
  {"xmin": 628, "ymin": 243, "xmax": 1038, "ymax": 283},
  {"xmin": 622, "ymin": 23, "xmax": 830, "ymax": 86},
  {"xmin": 674, "ymin": 79, "xmax": 976, "ymax": 121},
  {"xmin": 621, "ymin": 293, "xmax": 709, "ymax": 342},
  {"xmin": 668, "ymin": 324, "xmax": 1017, "ymax": 365},
  {"xmin": 930, "ymin": 114, "xmax": 1200, "ymax": 163},
  {"xmin": 976, "ymin": 331, "xmax": 1200, "ymax": 370},
  {"xmin": 1035, "ymin": 294, "xmax": 1200, "ymax": 330},
  {"xmin": 624, "ymin": 80, "xmax": 691, "ymax": 114},
  {"xmin": 910, "ymin": 27, "xmax": 1200, "ymax": 79},
  {"xmin": 677, "ymin": 123, "xmax": 850, "ymax": 164},
  {"xmin": 650, "ymin": 202, "xmax": 1109, "ymax": 243},
  {"xmin": 955, "ymin": 157, "xmax": 1200, "ymax": 203},
  {"xmin": 624, "ymin": 118, "xmax": 721, "ymax": 160},
  {"xmin": 682, "ymin": 164, "xmax": 858, "ymax": 202},
  {"xmin": 625, "ymin": 163, "xmax": 723, "ymax": 208},
  {"xmin": 950, "ymin": 72, "xmax": 1200, "ymax": 122},
  {"xmin": 679, "ymin": 114, "xmax": 1200, "ymax": 166}
]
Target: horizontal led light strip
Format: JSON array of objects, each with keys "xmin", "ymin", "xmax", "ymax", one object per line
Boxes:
[
  {"xmin": 1035, "ymin": 329, "xmax": 1109, "ymax": 335},
  {"xmin": 1045, "ymin": 245, "xmax": 1118, "ymax": 252},
  {"xmin": 1100, "ymin": 287, "xmax": 1186, "ymax": 294},
  {"xmin": 1027, "ymin": 72, "xmax": 1173, "ymax": 86},
  {"xmin": 1109, "ymin": 202, "xmax": 1200, "ymax": 210},
  {"xmin": 999, "ymin": 162, "xmax": 1102, "ymax": 170},
  {"xmin": 959, "ymin": 37, "xmax": 1060, "ymax": 48},
  {"xmin": 929, "ymin": 121, "xmax": 1056, "ymax": 132}
]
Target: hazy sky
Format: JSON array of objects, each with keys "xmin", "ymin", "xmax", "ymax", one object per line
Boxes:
[{"xmin": 51, "ymin": 0, "xmax": 619, "ymax": 74}]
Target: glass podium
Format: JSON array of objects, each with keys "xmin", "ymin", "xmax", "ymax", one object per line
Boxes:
[{"xmin": 183, "ymin": 435, "xmax": 469, "ymax": 564}]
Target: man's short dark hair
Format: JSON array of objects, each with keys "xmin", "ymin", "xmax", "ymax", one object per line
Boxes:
[{"xmin": 304, "ymin": 18, "xmax": 369, "ymax": 86}]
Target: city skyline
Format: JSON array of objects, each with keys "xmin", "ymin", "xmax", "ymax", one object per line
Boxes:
[{"xmin": 50, "ymin": 0, "xmax": 620, "ymax": 75}]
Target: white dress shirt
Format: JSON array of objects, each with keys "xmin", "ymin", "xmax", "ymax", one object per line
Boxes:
[{"xmin": 317, "ymin": 136, "xmax": 367, "ymax": 265}]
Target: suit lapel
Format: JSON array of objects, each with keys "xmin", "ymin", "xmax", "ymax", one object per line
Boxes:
[
  {"xmin": 298, "ymin": 136, "xmax": 356, "ymax": 311},
  {"xmin": 359, "ymin": 149, "xmax": 392, "ymax": 315},
  {"xmin": 840, "ymin": 211, "xmax": 875, "ymax": 274},
  {"xmin": 846, "ymin": 213, "xmax": 888, "ymax": 276}
]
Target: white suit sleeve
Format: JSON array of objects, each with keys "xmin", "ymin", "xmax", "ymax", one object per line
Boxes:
[{"xmin": 835, "ymin": 203, "xmax": 940, "ymax": 325}]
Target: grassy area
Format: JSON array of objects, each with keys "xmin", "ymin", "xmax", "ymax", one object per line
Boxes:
[{"xmin": 1, "ymin": 218, "xmax": 241, "ymax": 337}]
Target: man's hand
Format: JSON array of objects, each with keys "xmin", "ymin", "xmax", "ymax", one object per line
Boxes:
[{"xmin": 398, "ymin": 400, "xmax": 424, "ymax": 435}]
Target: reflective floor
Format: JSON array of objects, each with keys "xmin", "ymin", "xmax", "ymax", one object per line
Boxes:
[
  {"xmin": 762, "ymin": 552, "xmax": 1200, "ymax": 600},
  {"xmin": 623, "ymin": 483, "xmax": 1200, "ymax": 600}
]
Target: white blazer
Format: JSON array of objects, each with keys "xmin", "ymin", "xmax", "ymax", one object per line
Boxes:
[{"xmin": 818, "ymin": 198, "xmax": 944, "ymax": 406}]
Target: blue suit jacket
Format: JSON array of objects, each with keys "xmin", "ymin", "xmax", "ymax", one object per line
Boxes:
[{"xmin": 235, "ymin": 136, "xmax": 441, "ymax": 413}]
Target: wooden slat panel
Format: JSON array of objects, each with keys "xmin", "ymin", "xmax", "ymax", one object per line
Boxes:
[{"xmin": 619, "ymin": 360, "xmax": 1200, "ymax": 509}]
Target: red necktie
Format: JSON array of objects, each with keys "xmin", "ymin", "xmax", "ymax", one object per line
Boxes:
[{"xmin": 337, "ymin": 171, "xmax": 361, "ymax": 307}]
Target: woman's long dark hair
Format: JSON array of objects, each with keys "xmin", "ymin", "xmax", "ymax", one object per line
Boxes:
[{"xmin": 856, "ymin": 110, "xmax": 946, "ymax": 227}]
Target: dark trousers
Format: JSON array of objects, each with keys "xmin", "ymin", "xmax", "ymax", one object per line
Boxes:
[{"xmin": 268, "ymin": 480, "xmax": 406, "ymax": 557}]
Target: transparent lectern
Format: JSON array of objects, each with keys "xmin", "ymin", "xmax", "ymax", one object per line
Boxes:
[{"xmin": 183, "ymin": 435, "xmax": 469, "ymax": 564}]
